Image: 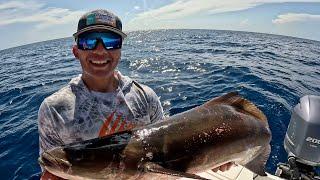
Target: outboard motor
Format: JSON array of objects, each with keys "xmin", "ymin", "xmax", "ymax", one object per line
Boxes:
[{"xmin": 276, "ymin": 95, "xmax": 320, "ymax": 180}]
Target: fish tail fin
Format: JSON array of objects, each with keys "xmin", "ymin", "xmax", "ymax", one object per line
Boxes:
[
  {"xmin": 244, "ymin": 145, "xmax": 271, "ymax": 176},
  {"xmin": 206, "ymin": 91, "xmax": 268, "ymax": 126}
]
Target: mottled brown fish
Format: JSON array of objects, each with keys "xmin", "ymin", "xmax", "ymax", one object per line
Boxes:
[{"xmin": 39, "ymin": 92, "xmax": 271, "ymax": 180}]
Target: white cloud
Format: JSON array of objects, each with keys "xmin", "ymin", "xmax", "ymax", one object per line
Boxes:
[
  {"xmin": 134, "ymin": 6, "xmax": 140, "ymax": 10},
  {"xmin": 272, "ymin": 13, "xmax": 320, "ymax": 24},
  {"xmin": 0, "ymin": 0, "xmax": 43, "ymax": 10},
  {"xmin": 0, "ymin": 0, "xmax": 84, "ymax": 29},
  {"xmin": 240, "ymin": 19, "xmax": 250, "ymax": 26},
  {"xmin": 127, "ymin": 0, "xmax": 320, "ymax": 29}
]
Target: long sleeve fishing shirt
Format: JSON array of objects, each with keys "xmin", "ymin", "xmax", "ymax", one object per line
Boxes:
[{"xmin": 38, "ymin": 71, "xmax": 164, "ymax": 155}]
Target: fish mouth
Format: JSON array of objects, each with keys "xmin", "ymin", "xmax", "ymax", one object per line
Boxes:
[{"xmin": 39, "ymin": 151, "xmax": 72, "ymax": 172}]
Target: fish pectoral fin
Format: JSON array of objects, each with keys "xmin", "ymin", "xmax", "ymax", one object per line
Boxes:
[
  {"xmin": 244, "ymin": 145, "xmax": 271, "ymax": 176},
  {"xmin": 141, "ymin": 162, "xmax": 209, "ymax": 180}
]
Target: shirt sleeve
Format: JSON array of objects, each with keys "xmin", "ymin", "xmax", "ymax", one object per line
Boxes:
[
  {"xmin": 143, "ymin": 86, "xmax": 164, "ymax": 123},
  {"xmin": 38, "ymin": 100, "xmax": 63, "ymax": 155}
]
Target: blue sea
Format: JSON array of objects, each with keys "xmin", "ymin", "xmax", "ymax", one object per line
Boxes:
[{"xmin": 0, "ymin": 29, "xmax": 319, "ymax": 179}]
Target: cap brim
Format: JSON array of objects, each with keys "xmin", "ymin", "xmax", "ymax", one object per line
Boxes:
[{"xmin": 73, "ymin": 25, "xmax": 127, "ymax": 39}]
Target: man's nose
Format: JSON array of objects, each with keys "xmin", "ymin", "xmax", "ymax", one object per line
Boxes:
[
  {"xmin": 95, "ymin": 41, "xmax": 106, "ymax": 52},
  {"xmin": 93, "ymin": 40, "xmax": 112, "ymax": 57}
]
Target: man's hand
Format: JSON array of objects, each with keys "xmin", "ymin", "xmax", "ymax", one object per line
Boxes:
[
  {"xmin": 41, "ymin": 171, "xmax": 65, "ymax": 180},
  {"xmin": 212, "ymin": 162, "xmax": 235, "ymax": 172}
]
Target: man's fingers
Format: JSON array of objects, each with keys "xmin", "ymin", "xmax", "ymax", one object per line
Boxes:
[
  {"xmin": 226, "ymin": 162, "xmax": 232, "ymax": 171},
  {"xmin": 211, "ymin": 162, "xmax": 235, "ymax": 173},
  {"xmin": 220, "ymin": 164, "xmax": 228, "ymax": 172},
  {"xmin": 212, "ymin": 167, "xmax": 219, "ymax": 172}
]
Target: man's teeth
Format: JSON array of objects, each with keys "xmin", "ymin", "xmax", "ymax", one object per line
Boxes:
[{"xmin": 91, "ymin": 60, "xmax": 109, "ymax": 64}]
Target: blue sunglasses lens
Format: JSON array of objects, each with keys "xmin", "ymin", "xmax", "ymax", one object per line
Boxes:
[
  {"xmin": 77, "ymin": 32, "xmax": 122, "ymax": 50},
  {"xmin": 101, "ymin": 37, "xmax": 122, "ymax": 49},
  {"xmin": 78, "ymin": 38, "xmax": 97, "ymax": 50}
]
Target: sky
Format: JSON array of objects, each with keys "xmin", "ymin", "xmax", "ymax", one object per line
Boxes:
[{"xmin": 0, "ymin": 0, "xmax": 320, "ymax": 50}]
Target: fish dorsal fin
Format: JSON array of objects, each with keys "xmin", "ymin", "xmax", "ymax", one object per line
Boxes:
[{"xmin": 205, "ymin": 92, "xmax": 267, "ymax": 124}]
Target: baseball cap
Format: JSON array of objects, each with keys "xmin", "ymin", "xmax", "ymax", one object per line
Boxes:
[{"xmin": 73, "ymin": 9, "xmax": 127, "ymax": 39}]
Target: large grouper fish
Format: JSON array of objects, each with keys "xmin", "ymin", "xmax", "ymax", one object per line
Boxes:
[{"xmin": 39, "ymin": 92, "xmax": 272, "ymax": 180}]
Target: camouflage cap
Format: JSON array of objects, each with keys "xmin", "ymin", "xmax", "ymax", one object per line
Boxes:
[{"xmin": 73, "ymin": 9, "xmax": 127, "ymax": 39}]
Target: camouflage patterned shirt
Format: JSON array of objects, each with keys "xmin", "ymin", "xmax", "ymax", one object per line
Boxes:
[{"xmin": 38, "ymin": 71, "xmax": 164, "ymax": 154}]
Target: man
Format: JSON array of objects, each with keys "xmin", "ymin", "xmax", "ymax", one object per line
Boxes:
[{"xmin": 38, "ymin": 9, "xmax": 233, "ymax": 180}]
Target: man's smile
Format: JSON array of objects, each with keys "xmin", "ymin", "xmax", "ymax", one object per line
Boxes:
[{"xmin": 89, "ymin": 59, "xmax": 111, "ymax": 65}]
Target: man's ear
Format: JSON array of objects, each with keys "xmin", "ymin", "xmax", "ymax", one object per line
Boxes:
[{"xmin": 72, "ymin": 45, "xmax": 79, "ymax": 59}]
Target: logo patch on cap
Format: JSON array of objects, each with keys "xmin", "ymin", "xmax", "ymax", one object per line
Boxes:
[
  {"xmin": 94, "ymin": 12, "xmax": 116, "ymax": 27},
  {"xmin": 86, "ymin": 13, "xmax": 96, "ymax": 25}
]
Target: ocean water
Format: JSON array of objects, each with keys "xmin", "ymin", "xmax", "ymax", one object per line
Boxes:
[{"xmin": 0, "ymin": 29, "xmax": 319, "ymax": 179}]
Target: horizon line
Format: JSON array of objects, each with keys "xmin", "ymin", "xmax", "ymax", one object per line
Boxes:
[{"xmin": 1, "ymin": 28, "xmax": 319, "ymax": 51}]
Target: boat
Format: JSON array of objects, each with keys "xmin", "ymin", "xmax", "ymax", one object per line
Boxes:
[{"xmin": 180, "ymin": 165, "xmax": 283, "ymax": 180}]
